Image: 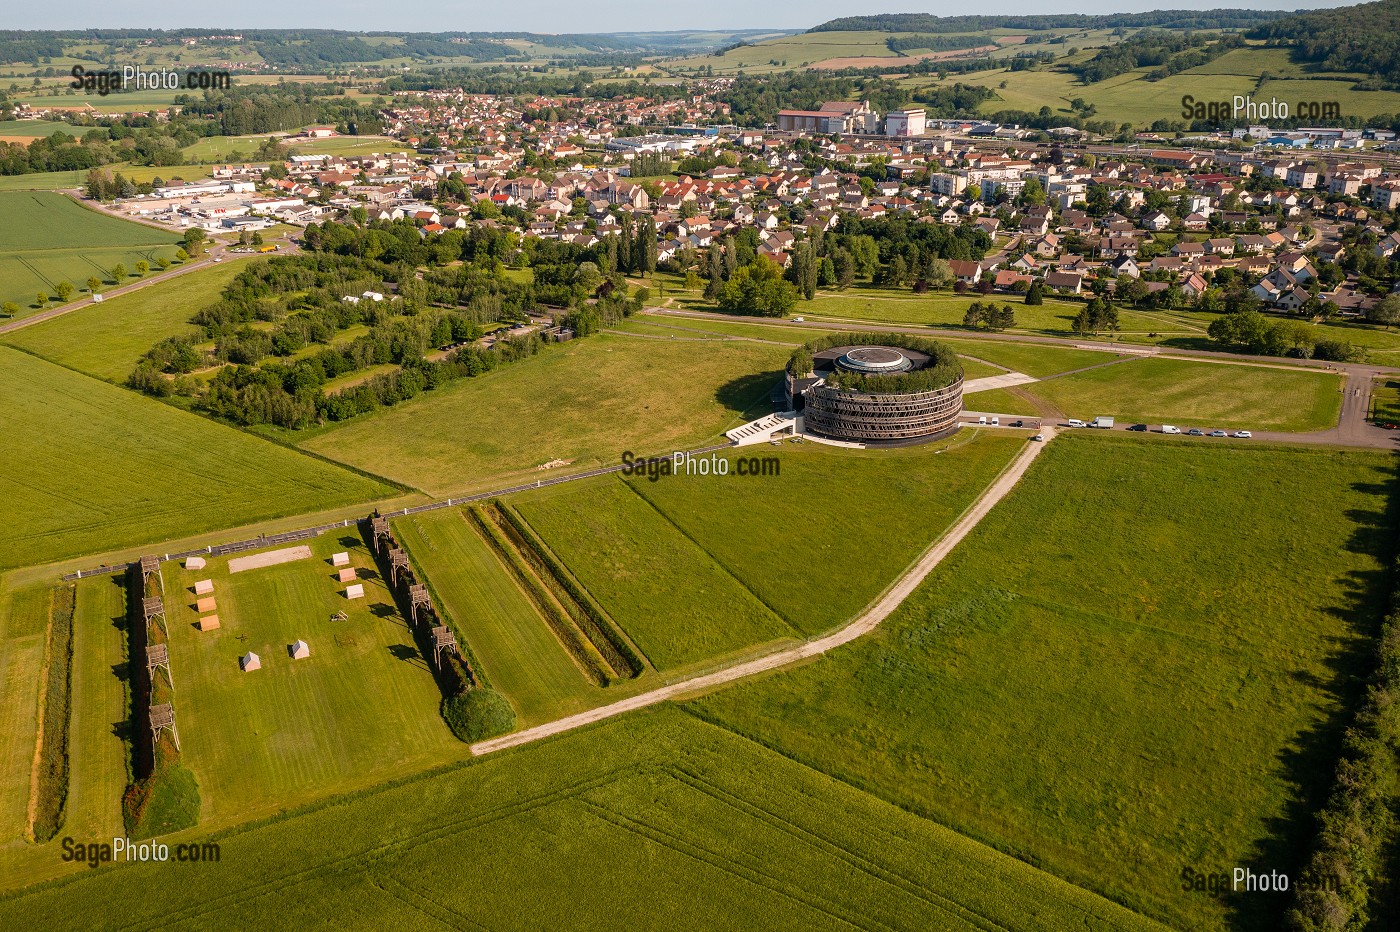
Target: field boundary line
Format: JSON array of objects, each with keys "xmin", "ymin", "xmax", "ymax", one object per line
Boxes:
[{"xmin": 470, "ymin": 430, "xmax": 1054, "ymax": 756}]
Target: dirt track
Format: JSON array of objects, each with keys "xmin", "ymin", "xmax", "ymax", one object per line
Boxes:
[{"xmin": 470, "ymin": 427, "xmax": 1054, "ymax": 756}]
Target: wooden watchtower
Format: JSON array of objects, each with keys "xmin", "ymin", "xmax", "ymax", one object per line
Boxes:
[
  {"xmin": 430, "ymin": 626, "xmax": 459, "ymax": 670},
  {"xmin": 370, "ymin": 516, "xmax": 391, "ymax": 552},
  {"xmin": 408, "ymin": 584, "xmax": 431, "ymax": 625},
  {"xmin": 146, "ymin": 643, "xmax": 172, "ymax": 685},
  {"xmin": 388, "ymin": 549, "xmax": 410, "ymax": 587},
  {"xmin": 149, "ymin": 703, "xmax": 180, "ymax": 751},
  {"xmin": 143, "ymin": 595, "xmax": 167, "ymax": 635},
  {"xmin": 139, "ymin": 554, "xmax": 163, "ymax": 592}
]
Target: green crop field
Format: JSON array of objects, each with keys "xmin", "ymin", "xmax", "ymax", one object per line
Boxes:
[
  {"xmin": 513, "ymin": 477, "xmax": 799, "ymax": 670},
  {"xmin": 0, "ymin": 707, "xmax": 1168, "ymax": 930},
  {"xmin": 392, "ymin": 509, "xmax": 601, "ymax": 726},
  {"xmin": 692, "ymin": 434, "xmax": 1395, "ymax": 931},
  {"xmin": 1, "ymin": 258, "xmax": 251, "ymax": 381},
  {"xmin": 298, "ymin": 334, "xmax": 792, "ymax": 496},
  {"xmin": 990, "ymin": 355, "xmax": 1343, "ymax": 431},
  {"xmin": 0, "ymin": 583, "xmax": 50, "ymax": 847},
  {"xmin": 0, "ymin": 347, "xmax": 393, "ymax": 570},
  {"xmin": 0, "ymin": 192, "xmax": 181, "ymax": 314},
  {"xmin": 628, "ymin": 432, "xmax": 1025, "ymax": 634},
  {"xmin": 155, "ymin": 534, "xmax": 460, "ymax": 830}
]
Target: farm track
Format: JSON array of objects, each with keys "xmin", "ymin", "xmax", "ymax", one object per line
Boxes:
[{"xmin": 470, "ymin": 428, "xmax": 1053, "ymax": 756}]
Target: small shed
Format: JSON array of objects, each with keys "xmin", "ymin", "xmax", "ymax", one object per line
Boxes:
[
  {"xmin": 194, "ymin": 579, "xmax": 215, "ymax": 595},
  {"xmin": 331, "ymin": 552, "xmax": 351, "ymax": 567},
  {"xmin": 290, "ymin": 639, "xmax": 310, "ymax": 660},
  {"xmin": 345, "ymin": 583, "xmax": 365, "ymax": 600},
  {"xmin": 337, "ymin": 567, "xmax": 357, "ymax": 583},
  {"xmin": 198, "ymin": 614, "xmax": 220, "ymax": 631},
  {"xmin": 239, "ymin": 651, "xmax": 261, "ymax": 672}
]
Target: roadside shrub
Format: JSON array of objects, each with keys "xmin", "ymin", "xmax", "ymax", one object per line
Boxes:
[{"xmin": 442, "ymin": 688, "xmax": 516, "ymax": 743}]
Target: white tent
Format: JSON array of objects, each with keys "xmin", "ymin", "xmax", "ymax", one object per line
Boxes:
[
  {"xmin": 290, "ymin": 640, "xmax": 310, "ymax": 660},
  {"xmin": 240, "ymin": 651, "xmax": 261, "ymax": 672}
]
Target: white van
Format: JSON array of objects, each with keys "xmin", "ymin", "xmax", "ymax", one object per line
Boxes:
[
  {"xmin": 1066, "ymin": 419, "xmax": 1086, "ymax": 428},
  {"xmin": 990, "ymin": 416, "xmax": 999, "ymax": 426},
  {"xmin": 1161, "ymin": 425, "xmax": 1181, "ymax": 435},
  {"xmin": 977, "ymin": 415, "xmax": 987, "ymax": 425}
]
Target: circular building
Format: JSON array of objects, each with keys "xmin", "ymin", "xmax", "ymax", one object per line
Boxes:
[{"xmin": 785, "ymin": 336, "xmax": 963, "ymax": 443}]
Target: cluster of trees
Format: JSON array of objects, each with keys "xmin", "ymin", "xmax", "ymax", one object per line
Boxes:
[
  {"xmin": 809, "ymin": 11, "xmax": 1288, "ymax": 32},
  {"xmin": 1071, "ymin": 296, "xmax": 1120, "ymax": 336},
  {"xmin": 963, "ymin": 301, "xmax": 1017, "ymax": 331},
  {"xmin": 717, "ymin": 257, "xmax": 798, "ymax": 317},
  {"xmin": 1285, "ymin": 557, "xmax": 1400, "ymax": 930},
  {"xmin": 1074, "ymin": 31, "xmax": 1241, "ymax": 84},
  {"xmin": 1206, "ymin": 310, "xmax": 1365, "ymax": 360},
  {"xmin": 886, "ymin": 34, "xmax": 995, "ymax": 54},
  {"xmin": 1250, "ymin": 1, "xmax": 1400, "ymax": 84}
]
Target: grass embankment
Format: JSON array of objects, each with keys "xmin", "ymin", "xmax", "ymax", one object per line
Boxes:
[
  {"xmin": 692, "ymin": 433, "xmax": 1397, "ymax": 931},
  {"xmin": 29, "ymin": 585, "xmax": 75, "ymax": 842},
  {"xmin": 512, "ymin": 477, "xmax": 798, "ymax": 670}
]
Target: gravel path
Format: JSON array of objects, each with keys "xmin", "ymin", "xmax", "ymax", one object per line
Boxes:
[{"xmin": 471, "ymin": 428, "xmax": 1054, "ymax": 756}]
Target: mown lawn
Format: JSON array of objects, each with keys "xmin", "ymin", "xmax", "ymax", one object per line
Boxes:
[
  {"xmin": 392, "ymin": 509, "xmax": 600, "ymax": 727},
  {"xmin": 693, "ymin": 433, "xmax": 1397, "ymax": 931},
  {"xmin": 0, "ymin": 347, "xmax": 393, "ymax": 570},
  {"xmin": 298, "ymin": 333, "xmax": 792, "ymax": 496},
  {"xmin": 0, "ymin": 707, "xmax": 1169, "ymax": 931},
  {"xmin": 1025, "ymin": 356, "xmax": 1342, "ymax": 431},
  {"xmin": 513, "ymin": 476, "xmax": 799, "ymax": 670},
  {"xmin": 159, "ymin": 533, "xmax": 460, "ymax": 829},
  {"xmin": 630, "ymin": 432, "xmax": 1026, "ymax": 634}
]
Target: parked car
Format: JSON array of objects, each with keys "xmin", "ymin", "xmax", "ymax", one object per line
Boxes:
[
  {"xmin": 1161, "ymin": 425, "xmax": 1181, "ymax": 435},
  {"xmin": 1208, "ymin": 430, "xmax": 1228, "ymax": 438},
  {"xmin": 1187, "ymin": 428, "xmax": 1205, "ymax": 436},
  {"xmin": 1127, "ymin": 424, "xmax": 1148, "ymax": 432},
  {"xmin": 990, "ymin": 416, "xmax": 999, "ymax": 426},
  {"xmin": 1066, "ymin": 419, "xmax": 1086, "ymax": 428},
  {"xmin": 1233, "ymin": 430, "xmax": 1252, "ymax": 439},
  {"xmin": 792, "ymin": 317, "xmax": 804, "ymax": 322},
  {"xmin": 1032, "ymin": 434, "xmax": 1045, "ymax": 442},
  {"xmin": 1011, "ymin": 420, "xmax": 1024, "ymax": 428}
]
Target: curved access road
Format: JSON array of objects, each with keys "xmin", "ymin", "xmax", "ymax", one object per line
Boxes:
[{"xmin": 471, "ymin": 427, "xmax": 1054, "ymax": 756}]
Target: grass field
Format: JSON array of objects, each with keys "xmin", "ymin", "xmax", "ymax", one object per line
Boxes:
[
  {"xmin": 692, "ymin": 433, "xmax": 1397, "ymax": 931},
  {"xmin": 0, "ymin": 347, "xmax": 393, "ymax": 570},
  {"xmin": 513, "ymin": 477, "xmax": 799, "ymax": 670},
  {"xmin": 298, "ymin": 333, "xmax": 792, "ymax": 496},
  {"xmin": 0, "ymin": 192, "xmax": 181, "ymax": 314},
  {"xmin": 0, "ymin": 164, "xmax": 213, "ymax": 193},
  {"xmin": 0, "ymin": 707, "xmax": 1168, "ymax": 930},
  {"xmin": 1, "ymin": 258, "xmax": 250, "ymax": 381},
  {"xmin": 1373, "ymin": 378, "xmax": 1400, "ymax": 424},
  {"xmin": 628, "ymin": 432, "xmax": 1026, "ymax": 635},
  {"xmin": 981, "ymin": 356, "xmax": 1344, "ymax": 431},
  {"xmin": 59, "ymin": 577, "xmax": 128, "ymax": 846},
  {"xmin": 156, "ymin": 534, "xmax": 460, "ymax": 829},
  {"xmin": 0, "ymin": 583, "xmax": 50, "ymax": 846},
  {"xmin": 391, "ymin": 509, "xmax": 600, "ymax": 727}
]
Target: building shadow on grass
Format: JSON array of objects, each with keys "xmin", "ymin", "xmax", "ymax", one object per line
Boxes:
[
  {"xmin": 1225, "ymin": 458, "xmax": 1400, "ymax": 931},
  {"xmin": 715, "ymin": 369, "xmax": 783, "ymax": 417}
]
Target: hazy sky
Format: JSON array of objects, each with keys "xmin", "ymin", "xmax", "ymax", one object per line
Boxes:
[{"xmin": 9, "ymin": 1, "xmax": 1354, "ymax": 35}]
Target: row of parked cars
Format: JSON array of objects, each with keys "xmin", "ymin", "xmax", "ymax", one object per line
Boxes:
[{"xmin": 1125, "ymin": 424, "xmax": 1252, "ymax": 438}]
